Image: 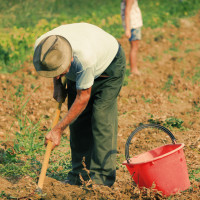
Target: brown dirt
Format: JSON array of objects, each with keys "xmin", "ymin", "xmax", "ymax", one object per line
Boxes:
[{"xmin": 0, "ymin": 13, "xmax": 200, "ymax": 199}]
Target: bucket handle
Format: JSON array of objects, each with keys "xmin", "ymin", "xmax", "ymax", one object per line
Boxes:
[{"xmin": 125, "ymin": 124, "xmax": 176, "ymax": 163}]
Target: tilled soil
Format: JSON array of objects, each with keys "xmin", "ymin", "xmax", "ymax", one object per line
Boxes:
[{"xmin": 0, "ymin": 13, "xmax": 200, "ymax": 199}]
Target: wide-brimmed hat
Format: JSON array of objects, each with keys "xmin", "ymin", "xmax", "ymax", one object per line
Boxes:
[{"xmin": 33, "ymin": 35, "xmax": 72, "ymax": 78}]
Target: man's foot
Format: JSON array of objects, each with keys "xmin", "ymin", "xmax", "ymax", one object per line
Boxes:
[{"xmin": 63, "ymin": 178, "xmax": 82, "ymax": 186}]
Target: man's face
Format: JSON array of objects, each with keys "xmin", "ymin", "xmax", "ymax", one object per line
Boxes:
[
  {"xmin": 55, "ymin": 68, "xmax": 69, "ymax": 80},
  {"xmin": 55, "ymin": 57, "xmax": 73, "ymax": 80}
]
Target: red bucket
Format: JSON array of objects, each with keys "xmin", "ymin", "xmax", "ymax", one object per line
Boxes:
[{"xmin": 122, "ymin": 124, "xmax": 190, "ymax": 196}]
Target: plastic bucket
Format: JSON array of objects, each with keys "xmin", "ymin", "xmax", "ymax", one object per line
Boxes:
[{"xmin": 122, "ymin": 124, "xmax": 190, "ymax": 196}]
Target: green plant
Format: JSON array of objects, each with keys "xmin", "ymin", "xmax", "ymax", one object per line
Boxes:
[
  {"xmin": 162, "ymin": 75, "xmax": 174, "ymax": 91},
  {"xmin": 14, "ymin": 84, "xmax": 24, "ymax": 97},
  {"xmin": 189, "ymin": 168, "xmax": 200, "ymax": 182},
  {"xmin": 143, "ymin": 55, "xmax": 158, "ymax": 63},
  {"xmin": 168, "ymin": 95, "xmax": 179, "ymax": 103},
  {"xmin": 1, "ymin": 0, "xmax": 200, "ymax": 73},
  {"xmin": 192, "ymin": 66, "xmax": 200, "ymax": 84},
  {"xmin": 163, "ymin": 117, "xmax": 184, "ymax": 129},
  {"xmin": 142, "ymin": 95, "xmax": 152, "ymax": 103},
  {"xmin": 147, "ymin": 114, "xmax": 185, "ymax": 129},
  {"xmin": 193, "ymin": 100, "xmax": 200, "ymax": 112},
  {"xmin": 168, "ymin": 35, "xmax": 182, "ymax": 52},
  {"xmin": 141, "ymin": 0, "xmax": 200, "ymax": 28},
  {"xmin": 0, "ymin": 83, "xmax": 45, "ymax": 180},
  {"xmin": 147, "ymin": 114, "xmax": 162, "ymax": 125},
  {"xmin": 154, "ymin": 32, "xmax": 164, "ymax": 42},
  {"xmin": 185, "ymin": 48, "xmax": 195, "ymax": 53},
  {"xmin": 0, "ymin": 191, "xmax": 15, "ymax": 199},
  {"xmin": 0, "ymin": 114, "xmax": 45, "ymax": 180}
]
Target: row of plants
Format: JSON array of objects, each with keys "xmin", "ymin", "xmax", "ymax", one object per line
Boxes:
[
  {"xmin": 1, "ymin": 0, "xmax": 200, "ymax": 73},
  {"xmin": 0, "ymin": 83, "xmax": 71, "ymax": 182}
]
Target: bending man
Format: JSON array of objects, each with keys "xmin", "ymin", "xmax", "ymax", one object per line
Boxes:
[{"xmin": 33, "ymin": 23, "xmax": 126, "ymax": 186}]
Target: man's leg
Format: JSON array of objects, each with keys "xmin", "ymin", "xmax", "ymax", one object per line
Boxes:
[
  {"xmin": 67, "ymin": 79, "xmax": 93, "ymax": 184},
  {"xmin": 89, "ymin": 45, "xmax": 126, "ymax": 186}
]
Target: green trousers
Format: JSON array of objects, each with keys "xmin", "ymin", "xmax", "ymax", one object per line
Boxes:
[{"xmin": 67, "ymin": 45, "xmax": 126, "ymax": 186}]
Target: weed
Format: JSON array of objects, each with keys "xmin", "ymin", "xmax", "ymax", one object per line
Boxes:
[
  {"xmin": 0, "ymin": 191, "xmax": 15, "ymax": 199},
  {"xmin": 0, "ymin": 84, "xmax": 45, "ymax": 180},
  {"xmin": 168, "ymin": 95, "xmax": 179, "ymax": 103},
  {"xmin": 193, "ymin": 100, "xmax": 200, "ymax": 112},
  {"xmin": 116, "ymin": 154, "xmax": 125, "ymax": 169},
  {"xmin": 147, "ymin": 114, "xmax": 185, "ymax": 129},
  {"xmin": 142, "ymin": 95, "xmax": 152, "ymax": 103},
  {"xmin": 168, "ymin": 35, "xmax": 182, "ymax": 52},
  {"xmin": 147, "ymin": 114, "xmax": 162, "ymax": 125},
  {"xmin": 0, "ymin": 115, "xmax": 45, "ymax": 180},
  {"xmin": 14, "ymin": 84, "xmax": 24, "ymax": 97},
  {"xmin": 0, "ymin": 44, "xmax": 9, "ymax": 65},
  {"xmin": 0, "ymin": 114, "xmax": 71, "ymax": 181},
  {"xmin": 177, "ymin": 57, "xmax": 183, "ymax": 63},
  {"xmin": 47, "ymin": 137, "xmax": 71, "ymax": 181},
  {"xmin": 143, "ymin": 55, "xmax": 158, "ymax": 63},
  {"xmin": 0, "ymin": 81, "xmax": 72, "ymax": 182},
  {"xmin": 185, "ymin": 48, "xmax": 195, "ymax": 53},
  {"xmin": 162, "ymin": 75, "xmax": 174, "ymax": 91},
  {"xmin": 189, "ymin": 168, "xmax": 200, "ymax": 182},
  {"xmin": 192, "ymin": 66, "xmax": 200, "ymax": 84},
  {"xmin": 154, "ymin": 32, "xmax": 164, "ymax": 42},
  {"xmin": 163, "ymin": 117, "xmax": 184, "ymax": 129},
  {"xmin": 181, "ymin": 69, "xmax": 185, "ymax": 77}
]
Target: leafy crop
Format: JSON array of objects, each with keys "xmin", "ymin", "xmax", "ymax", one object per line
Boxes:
[
  {"xmin": 147, "ymin": 114, "xmax": 185, "ymax": 130},
  {"xmin": 0, "ymin": 0, "xmax": 200, "ymax": 73}
]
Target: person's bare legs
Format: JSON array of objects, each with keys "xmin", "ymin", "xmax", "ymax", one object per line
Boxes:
[{"xmin": 129, "ymin": 40, "xmax": 140, "ymax": 75}]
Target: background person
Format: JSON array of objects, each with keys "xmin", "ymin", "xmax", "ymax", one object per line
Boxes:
[
  {"xmin": 121, "ymin": 0, "xmax": 143, "ymax": 75},
  {"xmin": 33, "ymin": 23, "xmax": 126, "ymax": 187}
]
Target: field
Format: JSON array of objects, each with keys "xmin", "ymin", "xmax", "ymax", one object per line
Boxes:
[{"xmin": 0, "ymin": 0, "xmax": 200, "ymax": 199}]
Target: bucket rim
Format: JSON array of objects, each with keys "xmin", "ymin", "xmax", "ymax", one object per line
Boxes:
[{"xmin": 122, "ymin": 143, "xmax": 185, "ymax": 165}]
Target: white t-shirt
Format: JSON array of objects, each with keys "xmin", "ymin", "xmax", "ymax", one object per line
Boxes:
[
  {"xmin": 34, "ymin": 23, "xmax": 119, "ymax": 89},
  {"xmin": 121, "ymin": 0, "xmax": 143, "ymax": 29}
]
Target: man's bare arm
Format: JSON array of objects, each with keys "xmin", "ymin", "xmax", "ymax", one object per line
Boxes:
[
  {"xmin": 45, "ymin": 87, "xmax": 92, "ymax": 149},
  {"xmin": 58, "ymin": 87, "xmax": 91, "ymax": 131}
]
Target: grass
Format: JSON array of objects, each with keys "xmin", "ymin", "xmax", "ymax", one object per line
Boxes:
[
  {"xmin": 0, "ymin": 0, "xmax": 200, "ymax": 73},
  {"xmin": 192, "ymin": 66, "xmax": 200, "ymax": 85},
  {"xmin": 0, "ymin": 117, "xmax": 71, "ymax": 182},
  {"xmin": 0, "ymin": 82, "xmax": 71, "ymax": 182},
  {"xmin": 162, "ymin": 75, "xmax": 174, "ymax": 91},
  {"xmin": 143, "ymin": 55, "xmax": 158, "ymax": 63},
  {"xmin": 189, "ymin": 168, "xmax": 200, "ymax": 182},
  {"xmin": 141, "ymin": 95, "xmax": 153, "ymax": 103}
]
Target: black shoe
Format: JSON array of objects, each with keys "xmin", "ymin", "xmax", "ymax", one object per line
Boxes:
[{"xmin": 64, "ymin": 178, "xmax": 82, "ymax": 186}]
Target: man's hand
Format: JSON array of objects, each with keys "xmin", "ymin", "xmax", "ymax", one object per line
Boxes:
[
  {"xmin": 53, "ymin": 77, "xmax": 68, "ymax": 103},
  {"xmin": 45, "ymin": 127, "xmax": 62, "ymax": 150}
]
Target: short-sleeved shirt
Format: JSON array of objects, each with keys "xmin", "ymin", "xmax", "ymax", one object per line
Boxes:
[{"xmin": 34, "ymin": 23, "xmax": 119, "ymax": 90}]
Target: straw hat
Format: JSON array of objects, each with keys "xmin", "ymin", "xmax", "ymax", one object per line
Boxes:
[{"xmin": 33, "ymin": 35, "xmax": 72, "ymax": 78}]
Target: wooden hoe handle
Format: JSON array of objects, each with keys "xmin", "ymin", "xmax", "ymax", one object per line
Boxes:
[
  {"xmin": 37, "ymin": 77, "xmax": 67, "ymax": 192},
  {"xmin": 37, "ymin": 102, "xmax": 62, "ymax": 191}
]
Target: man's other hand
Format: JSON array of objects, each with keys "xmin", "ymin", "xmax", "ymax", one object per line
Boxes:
[{"xmin": 53, "ymin": 77, "xmax": 68, "ymax": 103}]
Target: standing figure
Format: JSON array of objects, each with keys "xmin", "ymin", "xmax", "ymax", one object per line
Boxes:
[{"xmin": 121, "ymin": 0, "xmax": 143, "ymax": 75}]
